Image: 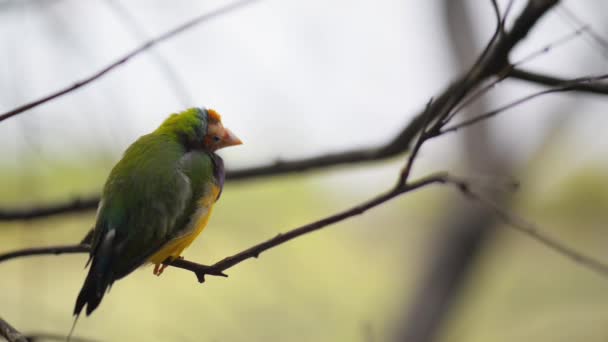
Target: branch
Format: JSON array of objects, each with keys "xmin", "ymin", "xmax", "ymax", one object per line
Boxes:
[
  {"xmin": 511, "ymin": 67, "xmax": 608, "ymax": 95},
  {"xmin": 441, "ymin": 73, "xmax": 608, "ymax": 134},
  {"xmin": 441, "ymin": 24, "xmax": 590, "ymax": 125},
  {"xmin": 0, "ymin": 197, "xmax": 100, "ymax": 221},
  {"xmin": 460, "ymin": 187, "xmax": 608, "ymax": 276},
  {"xmin": 0, "ymin": 244, "xmax": 89, "ymax": 263},
  {"xmin": 0, "ymin": 316, "xmax": 27, "ymax": 342},
  {"xmin": 105, "ymin": 0, "xmax": 194, "ymax": 107},
  {"xmin": 25, "ymin": 333, "xmax": 97, "ymax": 342},
  {"xmin": 0, "ymin": 0, "xmax": 260, "ymax": 123}
]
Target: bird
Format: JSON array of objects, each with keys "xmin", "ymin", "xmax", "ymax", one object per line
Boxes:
[{"xmin": 73, "ymin": 107, "xmax": 242, "ymax": 317}]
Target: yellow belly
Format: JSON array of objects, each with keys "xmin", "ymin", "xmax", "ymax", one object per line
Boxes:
[{"xmin": 148, "ymin": 186, "xmax": 219, "ymax": 265}]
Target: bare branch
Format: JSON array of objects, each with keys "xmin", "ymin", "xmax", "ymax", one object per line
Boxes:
[
  {"xmin": 0, "ymin": 316, "xmax": 27, "ymax": 342},
  {"xmin": 105, "ymin": 0, "xmax": 194, "ymax": 107},
  {"xmin": 558, "ymin": 5, "xmax": 608, "ymax": 60},
  {"xmin": 462, "ymin": 187, "xmax": 608, "ymax": 276},
  {"xmin": 25, "ymin": 332, "xmax": 97, "ymax": 342},
  {"xmin": 398, "ymin": 99, "xmax": 435, "ymax": 186},
  {"xmin": 442, "ymin": 24, "xmax": 590, "ymax": 125},
  {"xmin": 0, "ymin": 0, "xmax": 260, "ymax": 123},
  {"xmin": 442, "ymin": 73, "xmax": 608, "ymax": 134},
  {"xmin": 0, "ymin": 197, "xmax": 100, "ymax": 221},
  {"xmin": 513, "ymin": 24, "xmax": 588, "ymax": 67},
  {"xmin": 0, "ymin": 244, "xmax": 89, "ymax": 263},
  {"xmin": 511, "ymin": 67, "xmax": 608, "ymax": 95}
]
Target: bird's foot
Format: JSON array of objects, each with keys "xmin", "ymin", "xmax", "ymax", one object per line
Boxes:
[{"xmin": 153, "ymin": 263, "xmax": 168, "ymax": 276}]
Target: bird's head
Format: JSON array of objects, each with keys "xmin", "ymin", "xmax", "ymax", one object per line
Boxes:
[{"xmin": 157, "ymin": 107, "xmax": 242, "ymax": 152}]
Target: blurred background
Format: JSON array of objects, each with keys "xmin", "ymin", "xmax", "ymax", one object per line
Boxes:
[{"xmin": 2, "ymin": 0, "xmax": 608, "ymax": 341}]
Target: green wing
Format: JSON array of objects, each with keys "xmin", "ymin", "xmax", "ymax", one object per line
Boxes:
[{"xmin": 92, "ymin": 134, "xmax": 199, "ymax": 277}]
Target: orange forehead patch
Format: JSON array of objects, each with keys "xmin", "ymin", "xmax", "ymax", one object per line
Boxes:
[{"xmin": 207, "ymin": 109, "xmax": 222, "ymax": 123}]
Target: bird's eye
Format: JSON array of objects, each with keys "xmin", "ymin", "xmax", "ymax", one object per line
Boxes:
[{"xmin": 212, "ymin": 136, "xmax": 221, "ymax": 143}]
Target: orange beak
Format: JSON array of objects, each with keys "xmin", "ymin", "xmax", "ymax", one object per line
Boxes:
[
  {"xmin": 207, "ymin": 119, "xmax": 243, "ymax": 151},
  {"xmin": 222, "ymin": 127, "xmax": 242, "ymax": 147}
]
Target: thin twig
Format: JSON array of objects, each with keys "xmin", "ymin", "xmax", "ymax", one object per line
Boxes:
[
  {"xmin": 511, "ymin": 67, "xmax": 608, "ymax": 95},
  {"xmin": 514, "ymin": 24, "xmax": 589, "ymax": 66},
  {"xmin": 501, "ymin": 0, "xmax": 515, "ymax": 29},
  {"xmin": 105, "ymin": 0, "xmax": 194, "ymax": 107},
  {"xmin": 558, "ymin": 5, "xmax": 608, "ymax": 61},
  {"xmin": 462, "ymin": 188, "xmax": 608, "ymax": 277},
  {"xmin": 442, "ymin": 24, "xmax": 589, "ymax": 125},
  {"xmin": 398, "ymin": 98, "xmax": 434, "ymax": 186},
  {"xmin": 490, "ymin": 0, "xmax": 503, "ymax": 35},
  {"xmin": 441, "ymin": 73, "xmax": 608, "ymax": 134},
  {"xmin": 0, "ymin": 0, "xmax": 260, "ymax": 123},
  {"xmin": 0, "ymin": 316, "xmax": 27, "ymax": 342}
]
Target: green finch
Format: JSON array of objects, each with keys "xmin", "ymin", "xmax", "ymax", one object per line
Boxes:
[{"xmin": 74, "ymin": 107, "xmax": 242, "ymax": 317}]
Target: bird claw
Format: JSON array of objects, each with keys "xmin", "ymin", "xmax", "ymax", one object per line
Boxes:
[{"xmin": 153, "ymin": 263, "xmax": 168, "ymax": 276}]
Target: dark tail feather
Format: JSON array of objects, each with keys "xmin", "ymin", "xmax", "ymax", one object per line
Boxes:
[
  {"xmin": 74, "ymin": 229, "xmax": 116, "ymax": 316},
  {"xmin": 74, "ymin": 266, "xmax": 106, "ymax": 316}
]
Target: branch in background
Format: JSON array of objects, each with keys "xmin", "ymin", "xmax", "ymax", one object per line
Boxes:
[
  {"xmin": 441, "ymin": 73, "xmax": 608, "ymax": 134},
  {"xmin": 0, "ymin": 0, "xmax": 260, "ymax": 123},
  {"xmin": 0, "ymin": 316, "xmax": 27, "ymax": 342},
  {"xmin": 511, "ymin": 67, "xmax": 608, "ymax": 95},
  {"xmin": 25, "ymin": 333, "xmax": 97, "ymax": 342},
  {"xmin": 0, "ymin": 197, "xmax": 99, "ymax": 221},
  {"xmin": 0, "ymin": 244, "xmax": 89, "ymax": 263},
  {"xmin": 441, "ymin": 23, "xmax": 591, "ymax": 125},
  {"xmin": 105, "ymin": 0, "xmax": 195, "ymax": 107},
  {"xmin": 462, "ymin": 189, "xmax": 608, "ymax": 277}
]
